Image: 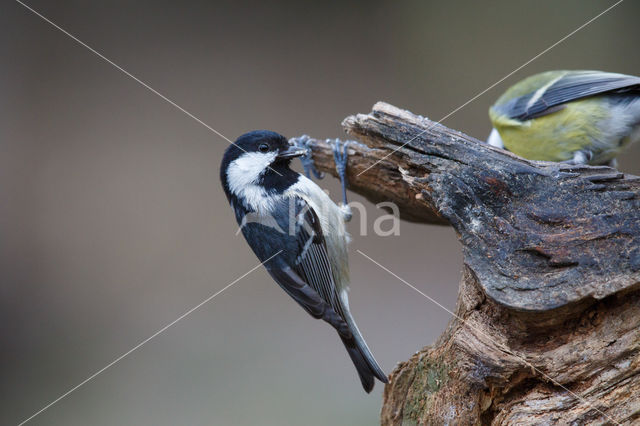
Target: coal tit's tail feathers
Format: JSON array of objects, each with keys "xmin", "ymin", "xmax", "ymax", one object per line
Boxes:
[
  {"xmin": 339, "ymin": 298, "xmax": 387, "ymax": 393},
  {"xmin": 340, "ymin": 334, "xmax": 387, "ymax": 393}
]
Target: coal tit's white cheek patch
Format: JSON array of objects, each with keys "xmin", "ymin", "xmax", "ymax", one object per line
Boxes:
[{"xmin": 226, "ymin": 151, "xmax": 278, "ymax": 212}]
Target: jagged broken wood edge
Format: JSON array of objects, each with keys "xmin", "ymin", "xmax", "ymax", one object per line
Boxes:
[{"xmin": 300, "ymin": 102, "xmax": 640, "ymax": 314}]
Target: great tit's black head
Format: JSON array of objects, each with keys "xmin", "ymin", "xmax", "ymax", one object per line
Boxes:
[{"xmin": 220, "ymin": 130, "xmax": 306, "ymax": 200}]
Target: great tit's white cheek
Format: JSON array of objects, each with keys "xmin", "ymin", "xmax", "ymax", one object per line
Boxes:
[
  {"xmin": 629, "ymin": 124, "xmax": 640, "ymax": 146},
  {"xmin": 592, "ymin": 98, "xmax": 640, "ymax": 154},
  {"xmin": 623, "ymin": 99, "xmax": 640, "ymax": 145}
]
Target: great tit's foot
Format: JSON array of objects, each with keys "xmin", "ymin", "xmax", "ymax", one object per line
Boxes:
[
  {"xmin": 290, "ymin": 135, "xmax": 325, "ymax": 180},
  {"xmin": 566, "ymin": 150, "xmax": 594, "ymax": 165},
  {"xmin": 486, "ymin": 128, "xmax": 505, "ymax": 149},
  {"xmin": 604, "ymin": 158, "xmax": 618, "ymax": 169},
  {"xmin": 331, "ymin": 138, "xmax": 350, "ymax": 207}
]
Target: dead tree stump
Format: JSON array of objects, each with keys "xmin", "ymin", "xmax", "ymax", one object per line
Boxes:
[{"xmin": 301, "ymin": 102, "xmax": 640, "ymax": 425}]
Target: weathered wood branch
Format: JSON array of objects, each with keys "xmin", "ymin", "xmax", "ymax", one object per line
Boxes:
[{"xmin": 299, "ymin": 102, "xmax": 640, "ymax": 424}]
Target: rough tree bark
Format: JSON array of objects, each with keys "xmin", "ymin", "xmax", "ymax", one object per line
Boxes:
[{"xmin": 300, "ymin": 102, "xmax": 640, "ymax": 425}]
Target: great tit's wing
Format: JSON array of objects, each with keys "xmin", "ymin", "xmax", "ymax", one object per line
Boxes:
[{"xmin": 504, "ymin": 71, "xmax": 640, "ymax": 121}]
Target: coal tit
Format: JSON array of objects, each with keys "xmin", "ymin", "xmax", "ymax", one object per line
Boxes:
[{"xmin": 220, "ymin": 130, "xmax": 387, "ymax": 392}]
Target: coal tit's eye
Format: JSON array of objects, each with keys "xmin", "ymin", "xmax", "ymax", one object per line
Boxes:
[{"xmin": 258, "ymin": 143, "xmax": 269, "ymax": 153}]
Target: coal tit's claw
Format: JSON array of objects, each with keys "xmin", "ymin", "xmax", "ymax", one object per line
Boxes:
[
  {"xmin": 290, "ymin": 135, "xmax": 324, "ymax": 180},
  {"xmin": 331, "ymin": 138, "xmax": 350, "ymax": 207},
  {"xmin": 340, "ymin": 203, "xmax": 353, "ymax": 223}
]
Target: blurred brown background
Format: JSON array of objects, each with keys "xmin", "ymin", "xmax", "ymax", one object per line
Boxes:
[{"xmin": 2, "ymin": 1, "xmax": 639, "ymax": 425}]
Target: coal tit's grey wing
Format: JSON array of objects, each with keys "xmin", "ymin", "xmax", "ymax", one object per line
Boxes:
[
  {"xmin": 239, "ymin": 196, "xmax": 387, "ymax": 392},
  {"xmin": 504, "ymin": 71, "xmax": 640, "ymax": 121},
  {"xmin": 288, "ymin": 197, "xmax": 348, "ymax": 322},
  {"xmin": 267, "ymin": 267, "xmax": 350, "ymax": 338},
  {"xmin": 283, "ymin": 196, "xmax": 388, "ymax": 391},
  {"xmin": 237, "ymin": 196, "xmax": 351, "ymax": 338}
]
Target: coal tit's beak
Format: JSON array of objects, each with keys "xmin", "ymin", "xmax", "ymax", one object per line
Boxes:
[{"xmin": 277, "ymin": 146, "xmax": 307, "ymax": 159}]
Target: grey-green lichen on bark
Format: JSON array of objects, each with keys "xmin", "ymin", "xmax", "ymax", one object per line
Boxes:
[{"xmin": 402, "ymin": 355, "xmax": 450, "ymax": 423}]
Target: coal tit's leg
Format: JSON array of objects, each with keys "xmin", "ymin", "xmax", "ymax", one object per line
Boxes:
[
  {"xmin": 331, "ymin": 138, "xmax": 352, "ymax": 222},
  {"xmin": 290, "ymin": 135, "xmax": 324, "ymax": 180}
]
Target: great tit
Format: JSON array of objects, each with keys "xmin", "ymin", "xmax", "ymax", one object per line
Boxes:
[
  {"xmin": 488, "ymin": 70, "xmax": 640, "ymax": 165},
  {"xmin": 220, "ymin": 130, "xmax": 387, "ymax": 392}
]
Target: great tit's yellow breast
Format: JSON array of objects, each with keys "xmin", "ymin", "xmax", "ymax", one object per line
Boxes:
[{"xmin": 490, "ymin": 98, "xmax": 609, "ymax": 162}]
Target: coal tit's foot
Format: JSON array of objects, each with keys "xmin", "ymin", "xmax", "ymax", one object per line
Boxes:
[
  {"xmin": 290, "ymin": 135, "xmax": 324, "ymax": 180},
  {"xmin": 339, "ymin": 203, "xmax": 352, "ymax": 223},
  {"xmin": 330, "ymin": 138, "xmax": 351, "ymax": 220}
]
